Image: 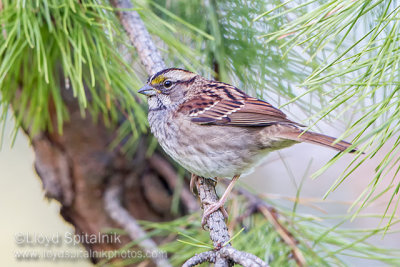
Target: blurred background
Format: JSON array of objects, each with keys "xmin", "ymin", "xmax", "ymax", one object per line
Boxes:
[{"xmin": 1, "ymin": 118, "xmax": 90, "ymax": 267}]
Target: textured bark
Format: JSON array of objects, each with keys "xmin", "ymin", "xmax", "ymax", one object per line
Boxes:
[
  {"xmin": 194, "ymin": 177, "xmax": 233, "ymax": 267},
  {"xmin": 110, "ymin": 0, "xmax": 166, "ymax": 74},
  {"xmin": 181, "ymin": 176, "xmax": 268, "ymax": 267}
]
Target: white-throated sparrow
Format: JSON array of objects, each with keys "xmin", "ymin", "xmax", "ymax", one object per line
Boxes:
[{"xmin": 139, "ymin": 68, "xmax": 356, "ymax": 226}]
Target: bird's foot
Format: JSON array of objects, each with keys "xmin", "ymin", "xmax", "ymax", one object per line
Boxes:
[{"xmin": 201, "ymin": 200, "xmax": 229, "ymax": 229}]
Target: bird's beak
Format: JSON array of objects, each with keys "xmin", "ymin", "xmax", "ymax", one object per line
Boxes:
[{"xmin": 138, "ymin": 84, "xmax": 157, "ymax": 96}]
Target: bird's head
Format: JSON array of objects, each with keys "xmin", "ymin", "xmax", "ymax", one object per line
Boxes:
[{"xmin": 138, "ymin": 68, "xmax": 198, "ymax": 111}]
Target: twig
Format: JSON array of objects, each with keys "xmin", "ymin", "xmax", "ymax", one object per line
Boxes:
[
  {"xmin": 148, "ymin": 154, "xmax": 199, "ymax": 213},
  {"xmin": 182, "ymin": 176, "xmax": 269, "ymax": 267},
  {"xmin": 258, "ymin": 206, "xmax": 305, "ymax": 267},
  {"xmin": 195, "ymin": 177, "xmax": 232, "ymax": 246},
  {"xmin": 182, "ymin": 251, "xmax": 217, "ymax": 266},
  {"xmin": 110, "ymin": 0, "xmax": 165, "ymax": 74},
  {"xmin": 195, "ymin": 176, "xmax": 232, "ymax": 267},
  {"xmin": 220, "ymin": 247, "xmax": 269, "ymax": 267},
  {"xmin": 183, "ymin": 247, "xmax": 269, "ymax": 267},
  {"xmin": 104, "ymin": 182, "xmax": 172, "ymax": 267}
]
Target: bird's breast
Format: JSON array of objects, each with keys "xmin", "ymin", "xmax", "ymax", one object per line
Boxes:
[{"xmin": 148, "ymin": 110, "xmax": 279, "ymax": 178}]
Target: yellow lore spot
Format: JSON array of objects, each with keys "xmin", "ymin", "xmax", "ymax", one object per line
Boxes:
[{"xmin": 151, "ymin": 75, "xmax": 166, "ymax": 85}]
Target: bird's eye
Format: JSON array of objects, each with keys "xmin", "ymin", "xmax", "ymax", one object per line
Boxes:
[{"xmin": 163, "ymin": 80, "xmax": 173, "ymax": 88}]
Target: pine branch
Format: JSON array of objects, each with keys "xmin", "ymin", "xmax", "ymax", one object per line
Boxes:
[
  {"xmin": 110, "ymin": 0, "xmax": 165, "ymax": 74},
  {"xmin": 185, "ymin": 176, "xmax": 268, "ymax": 267},
  {"xmin": 183, "ymin": 251, "xmax": 217, "ymax": 266},
  {"xmin": 192, "ymin": 176, "xmax": 232, "ymax": 267}
]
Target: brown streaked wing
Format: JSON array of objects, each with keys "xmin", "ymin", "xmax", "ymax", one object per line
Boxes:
[{"xmin": 180, "ymin": 93, "xmax": 302, "ymax": 127}]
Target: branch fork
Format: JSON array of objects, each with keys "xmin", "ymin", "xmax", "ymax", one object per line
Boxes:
[{"xmin": 182, "ymin": 176, "xmax": 268, "ymax": 267}]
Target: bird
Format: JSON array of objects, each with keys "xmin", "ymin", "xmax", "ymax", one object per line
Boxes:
[{"xmin": 138, "ymin": 68, "xmax": 357, "ymax": 227}]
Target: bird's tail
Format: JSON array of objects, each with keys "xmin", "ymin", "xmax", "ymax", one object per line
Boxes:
[{"xmin": 281, "ymin": 130, "xmax": 357, "ymax": 153}]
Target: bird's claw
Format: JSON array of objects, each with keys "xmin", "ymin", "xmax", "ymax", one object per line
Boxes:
[{"xmin": 201, "ymin": 200, "xmax": 229, "ymax": 229}]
